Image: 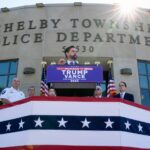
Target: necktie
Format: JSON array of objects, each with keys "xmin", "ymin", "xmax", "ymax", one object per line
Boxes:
[{"xmin": 70, "ymin": 61, "xmax": 74, "ymax": 65}]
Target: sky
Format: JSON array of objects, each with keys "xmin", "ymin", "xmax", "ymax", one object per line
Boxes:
[{"xmin": 0, "ymin": 0, "xmax": 150, "ymax": 9}]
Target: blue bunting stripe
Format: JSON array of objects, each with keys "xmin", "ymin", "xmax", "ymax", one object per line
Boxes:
[{"xmin": 0, "ymin": 115, "xmax": 149, "ymax": 136}]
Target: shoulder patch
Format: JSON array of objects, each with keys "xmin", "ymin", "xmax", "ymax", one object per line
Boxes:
[{"xmin": 1, "ymin": 90, "xmax": 6, "ymax": 95}]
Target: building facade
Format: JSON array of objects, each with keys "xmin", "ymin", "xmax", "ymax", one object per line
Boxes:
[{"xmin": 0, "ymin": 3, "xmax": 150, "ymax": 106}]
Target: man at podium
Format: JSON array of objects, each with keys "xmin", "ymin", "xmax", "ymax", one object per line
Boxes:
[
  {"xmin": 53, "ymin": 46, "xmax": 103, "ymax": 97},
  {"xmin": 58, "ymin": 46, "xmax": 79, "ymax": 65}
]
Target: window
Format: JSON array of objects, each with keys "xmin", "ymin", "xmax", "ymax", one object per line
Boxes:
[
  {"xmin": 0, "ymin": 60, "xmax": 18, "ymax": 92},
  {"xmin": 138, "ymin": 61, "xmax": 150, "ymax": 107}
]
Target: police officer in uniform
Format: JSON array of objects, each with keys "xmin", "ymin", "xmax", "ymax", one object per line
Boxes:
[{"xmin": 0, "ymin": 77, "xmax": 25, "ymax": 104}]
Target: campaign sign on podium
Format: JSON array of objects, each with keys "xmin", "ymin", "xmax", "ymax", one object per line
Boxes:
[{"xmin": 46, "ymin": 65, "xmax": 103, "ymax": 83}]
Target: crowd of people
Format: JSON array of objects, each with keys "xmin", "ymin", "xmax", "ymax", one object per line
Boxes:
[
  {"xmin": 0, "ymin": 77, "xmax": 134, "ymax": 105},
  {"xmin": 0, "ymin": 46, "xmax": 134, "ymax": 105}
]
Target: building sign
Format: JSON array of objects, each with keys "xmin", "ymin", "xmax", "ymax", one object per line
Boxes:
[
  {"xmin": 1, "ymin": 18, "xmax": 150, "ymax": 49},
  {"xmin": 46, "ymin": 65, "xmax": 103, "ymax": 83}
]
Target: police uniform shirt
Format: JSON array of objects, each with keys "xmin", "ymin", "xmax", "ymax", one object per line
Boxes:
[{"xmin": 0, "ymin": 87, "xmax": 25, "ymax": 103}]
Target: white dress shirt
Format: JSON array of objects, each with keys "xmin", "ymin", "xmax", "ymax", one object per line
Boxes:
[
  {"xmin": 120, "ymin": 92, "xmax": 125, "ymax": 99},
  {"xmin": 67, "ymin": 60, "xmax": 78, "ymax": 65}
]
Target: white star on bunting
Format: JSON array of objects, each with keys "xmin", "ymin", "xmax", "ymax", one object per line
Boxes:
[
  {"xmin": 138, "ymin": 123, "xmax": 143, "ymax": 132},
  {"xmin": 19, "ymin": 119, "xmax": 25, "ymax": 129},
  {"xmin": 34, "ymin": 117, "xmax": 44, "ymax": 127},
  {"xmin": 124, "ymin": 121, "xmax": 131, "ymax": 130},
  {"xmin": 57, "ymin": 117, "xmax": 68, "ymax": 128},
  {"xmin": 81, "ymin": 118, "xmax": 91, "ymax": 128},
  {"xmin": 105, "ymin": 118, "xmax": 114, "ymax": 128},
  {"xmin": 6, "ymin": 122, "xmax": 11, "ymax": 131}
]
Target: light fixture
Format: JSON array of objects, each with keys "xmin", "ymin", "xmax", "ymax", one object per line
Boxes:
[
  {"xmin": 74, "ymin": 2, "xmax": 82, "ymax": 6},
  {"xmin": 84, "ymin": 61, "xmax": 90, "ymax": 65},
  {"xmin": 107, "ymin": 60, "xmax": 113, "ymax": 65},
  {"xmin": 41, "ymin": 61, "xmax": 47, "ymax": 67},
  {"xmin": 94, "ymin": 61, "xmax": 101, "ymax": 65},
  {"xmin": 36, "ymin": 3, "xmax": 45, "ymax": 8},
  {"xmin": 41, "ymin": 61, "xmax": 47, "ymax": 65},
  {"xmin": 107, "ymin": 60, "xmax": 113, "ymax": 68},
  {"xmin": 51, "ymin": 61, "xmax": 56, "ymax": 65},
  {"xmin": 1, "ymin": 7, "xmax": 9, "ymax": 12}
]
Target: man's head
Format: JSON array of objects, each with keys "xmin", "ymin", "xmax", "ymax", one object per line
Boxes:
[
  {"xmin": 12, "ymin": 78, "xmax": 20, "ymax": 89},
  {"xmin": 28, "ymin": 86, "xmax": 35, "ymax": 97},
  {"xmin": 119, "ymin": 81, "xmax": 127, "ymax": 93},
  {"xmin": 48, "ymin": 88, "xmax": 56, "ymax": 96},
  {"xmin": 64, "ymin": 46, "xmax": 78, "ymax": 61},
  {"xmin": 94, "ymin": 86, "xmax": 102, "ymax": 97}
]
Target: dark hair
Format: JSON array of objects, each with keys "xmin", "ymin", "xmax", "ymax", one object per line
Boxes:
[
  {"xmin": 64, "ymin": 46, "xmax": 75, "ymax": 57},
  {"xmin": 120, "ymin": 81, "xmax": 127, "ymax": 87}
]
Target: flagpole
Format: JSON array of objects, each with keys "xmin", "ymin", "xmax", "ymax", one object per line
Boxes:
[
  {"xmin": 41, "ymin": 61, "xmax": 47, "ymax": 81},
  {"xmin": 106, "ymin": 60, "xmax": 117, "ymax": 98},
  {"xmin": 41, "ymin": 61, "xmax": 47, "ymax": 68},
  {"xmin": 95, "ymin": 61, "xmax": 101, "ymax": 88},
  {"xmin": 40, "ymin": 61, "xmax": 48, "ymax": 96},
  {"xmin": 107, "ymin": 60, "xmax": 113, "ymax": 73}
]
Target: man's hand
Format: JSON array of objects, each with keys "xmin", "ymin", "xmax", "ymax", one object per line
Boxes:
[
  {"xmin": 0, "ymin": 98, "xmax": 10, "ymax": 105},
  {"xmin": 57, "ymin": 58, "xmax": 66, "ymax": 65},
  {"xmin": 0, "ymin": 100, "xmax": 3, "ymax": 105}
]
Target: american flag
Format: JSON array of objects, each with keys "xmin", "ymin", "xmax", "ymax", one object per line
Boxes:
[
  {"xmin": 40, "ymin": 66, "xmax": 49, "ymax": 96},
  {"xmin": 107, "ymin": 71, "xmax": 117, "ymax": 97},
  {"xmin": 0, "ymin": 96, "xmax": 150, "ymax": 150}
]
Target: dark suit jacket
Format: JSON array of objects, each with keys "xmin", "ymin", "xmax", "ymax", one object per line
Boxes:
[
  {"xmin": 0, "ymin": 101, "xmax": 3, "ymax": 105},
  {"xmin": 114, "ymin": 92, "xmax": 134, "ymax": 102}
]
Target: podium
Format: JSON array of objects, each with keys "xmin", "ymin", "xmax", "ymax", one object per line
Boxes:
[
  {"xmin": 47, "ymin": 65, "xmax": 103, "ymax": 96},
  {"xmin": 0, "ymin": 96, "xmax": 150, "ymax": 150}
]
